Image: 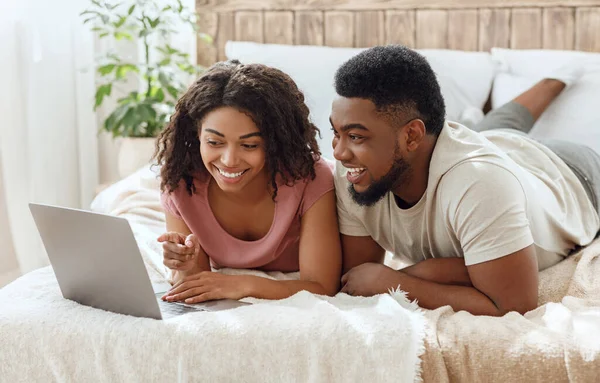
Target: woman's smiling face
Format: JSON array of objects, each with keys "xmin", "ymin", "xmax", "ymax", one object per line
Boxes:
[{"xmin": 199, "ymin": 106, "xmax": 267, "ymax": 193}]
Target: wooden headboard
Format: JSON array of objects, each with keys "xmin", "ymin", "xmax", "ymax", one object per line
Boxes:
[{"xmin": 195, "ymin": 0, "xmax": 600, "ymax": 65}]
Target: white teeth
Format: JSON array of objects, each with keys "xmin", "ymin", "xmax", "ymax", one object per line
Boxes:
[
  {"xmin": 217, "ymin": 167, "xmax": 245, "ymax": 178},
  {"xmin": 346, "ymin": 167, "xmax": 365, "ymax": 176}
]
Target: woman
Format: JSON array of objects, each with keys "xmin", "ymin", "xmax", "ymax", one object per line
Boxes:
[{"xmin": 154, "ymin": 60, "xmax": 342, "ymax": 304}]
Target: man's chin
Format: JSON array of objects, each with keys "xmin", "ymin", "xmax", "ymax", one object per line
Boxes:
[{"xmin": 348, "ymin": 184, "xmax": 388, "ymax": 207}]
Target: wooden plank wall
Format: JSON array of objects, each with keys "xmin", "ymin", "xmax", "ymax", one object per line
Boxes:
[{"xmin": 196, "ymin": 2, "xmax": 600, "ymax": 66}]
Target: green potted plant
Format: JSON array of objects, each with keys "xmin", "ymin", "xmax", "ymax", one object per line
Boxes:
[{"xmin": 81, "ymin": 0, "xmax": 211, "ymax": 177}]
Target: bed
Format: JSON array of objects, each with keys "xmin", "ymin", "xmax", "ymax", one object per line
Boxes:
[{"xmin": 2, "ymin": 0, "xmax": 600, "ymax": 381}]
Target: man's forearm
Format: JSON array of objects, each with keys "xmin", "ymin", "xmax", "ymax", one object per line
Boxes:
[
  {"xmin": 395, "ymin": 271, "xmax": 504, "ymax": 316},
  {"xmin": 401, "ymin": 258, "xmax": 472, "ymax": 287}
]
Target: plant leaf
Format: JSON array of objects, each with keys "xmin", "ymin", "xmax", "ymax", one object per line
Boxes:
[
  {"xmin": 101, "ymin": 14, "xmax": 109, "ymax": 24},
  {"xmin": 137, "ymin": 103, "xmax": 157, "ymax": 122},
  {"xmin": 114, "ymin": 31, "xmax": 133, "ymax": 40},
  {"xmin": 120, "ymin": 107, "xmax": 138, "ymax": 137},
  {"xmin": 114, "ymin": 16, "xmax": 127, "ymax": 28},
  {"xmin": 166, "ymin": 86, "xmax": 178, "ymax": 99},
  {"xmin": 99, "ymin": 32, "xmax": 109, "ymax": 38},
  {"xmin": 94, "ymin": 83, "xmax": 112, "ymax": 110},
  {"xmin": 139, "ymin": 29, "xmax": 151, "ymax": 38},
  {"xmin": 154, "ymin": 88, "xmax": 165, "ymax": 102},
  {"xmin": 97, "ymin": 64, "xmax": 116, "ymax": 76},
  {"xmin": 158, "ymin": 58, "xmax": 171, "ymax": 66},
  {"xmin": 115, "ymin": 64, "xmax": 138, "ymax": 80},
  {"xmin": 127, "ymin": 4, "xmax": 136, "ymax": 15}
]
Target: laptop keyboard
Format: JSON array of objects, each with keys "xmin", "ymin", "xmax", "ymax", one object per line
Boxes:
[{"xmin": 155, "ymin": 294, "xmax": 205, "ymax": 317}]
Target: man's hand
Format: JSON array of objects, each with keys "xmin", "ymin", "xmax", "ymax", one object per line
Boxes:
[
  {"xmin": 157, "ymin": 232, "xmax": 201, "ymax": 272},
  {"xmin": 161, "ymin": 272, "xmax": 252, "ymax": 303},
  {"xmin": 341, "ymin": 263, "xmax": 402, "ymax": 297}
]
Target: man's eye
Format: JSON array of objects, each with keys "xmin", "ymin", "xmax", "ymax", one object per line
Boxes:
[
  {"xmin": 330, "ymin": 128, "xmax": 340, "ymax": 137},
  {"xmin": 349, "ymin": 135, "xmax": 363, "ymax": 141}
]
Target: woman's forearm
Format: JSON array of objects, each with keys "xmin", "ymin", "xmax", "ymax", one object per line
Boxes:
[{"xmin": 244, "ymin": 276, "xmax": 336, "ymax": 300}]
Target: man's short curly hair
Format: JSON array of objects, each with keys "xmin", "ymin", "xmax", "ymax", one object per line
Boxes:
[
  {"xmin": 334, "ymin": 45, "xmax": 446, "ymax": 136},
  {"xmin": 154, "ymin": 60, "xmax": 321, "ymax": 199}
]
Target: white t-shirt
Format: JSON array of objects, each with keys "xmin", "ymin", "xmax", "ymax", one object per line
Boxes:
[{"xmin": 335, "ymin": 122, "xmax": 600, "ymax": 270}]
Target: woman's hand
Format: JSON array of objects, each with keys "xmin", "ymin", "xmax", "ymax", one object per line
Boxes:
[
  {"xmin": 161, "ymin": 272, "xmax": 253, "ymax": 303},
  {"xmin": 157, "ymin": 232, "xmax": 201, "ymax": 272}
]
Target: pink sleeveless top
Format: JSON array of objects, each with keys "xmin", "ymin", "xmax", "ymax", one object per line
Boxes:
[{"xmin": 161, "ymin": 158, "xmax": 334, "ymax": 272}]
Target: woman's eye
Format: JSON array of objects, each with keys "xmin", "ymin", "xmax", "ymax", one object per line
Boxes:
[
  {"xmin": 242, "ymin": 144, "xmax": 259, "ymax": 149},
  {"xmin": 207, "ymin": 140, "xmax": 222, "ymax": 146}
]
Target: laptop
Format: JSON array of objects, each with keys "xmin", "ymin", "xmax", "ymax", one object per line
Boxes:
[{"xmin": 28, "ymin": 203, "xmax": 250, "ymax": 319}]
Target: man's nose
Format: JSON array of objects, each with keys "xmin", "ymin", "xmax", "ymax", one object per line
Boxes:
[{"xmin": 333, "ymin": 137, "xmax": 351, "ymax": 162}]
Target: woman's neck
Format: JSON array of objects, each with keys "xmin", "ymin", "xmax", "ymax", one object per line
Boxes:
[{"xmin": 211, "ymin": 169, "xmax": 273, "ymax": 206}]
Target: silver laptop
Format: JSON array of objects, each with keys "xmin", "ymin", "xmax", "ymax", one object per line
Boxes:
[{"xmin": 28, "ymin": 203, "xmax": 250, "ymax": 319}]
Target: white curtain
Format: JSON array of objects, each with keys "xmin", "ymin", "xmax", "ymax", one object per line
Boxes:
[{"xmin": 0, "ymin": 0, "xmax": 99, "ymax": 275}]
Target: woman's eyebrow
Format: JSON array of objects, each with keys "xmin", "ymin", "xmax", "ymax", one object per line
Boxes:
[
  {"xmin": 204, "ymin": 128, "xmax": 224, "ymax": 137},
  {"xmin": 239, "ymin": 132, "xmax": 261, "ymax": 139}
]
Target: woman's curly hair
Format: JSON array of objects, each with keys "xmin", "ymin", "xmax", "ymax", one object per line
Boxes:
[{"xmin": 154, "ymin": 60, "xmax": 321, "ymax": 199}]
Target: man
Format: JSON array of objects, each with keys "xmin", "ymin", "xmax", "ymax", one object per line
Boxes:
[{"xmin": 331, "ymin": 45, "xmax": 600, "ymax": 316}]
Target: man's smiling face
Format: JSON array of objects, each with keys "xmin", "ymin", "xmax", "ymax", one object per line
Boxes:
[{"xmin": 330, "ymin": 96, "xmax": 413, "ymax": 206}]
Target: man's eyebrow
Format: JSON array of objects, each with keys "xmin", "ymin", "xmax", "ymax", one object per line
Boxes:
[
  {"xmin": 329, "ymin": 118, "xmax": 369, "ymax": 132},
  {"xmin": 239, "ymin": 132, "xmax": 261, "ymax": 139},
  {"xmin": 204, "ymin": 128, "xmax": 224, "ymax": 137}
]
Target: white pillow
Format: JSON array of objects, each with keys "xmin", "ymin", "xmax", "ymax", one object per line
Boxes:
[
  {"xmin": 225, "ymin": 42, "xmax": 495, "ymax": 160},
  {"xmin": 491, "ymin": 48, "xmax": 600, "ymax": 155}
]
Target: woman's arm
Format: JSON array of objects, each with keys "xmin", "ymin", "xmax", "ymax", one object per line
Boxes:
[
  {"xmin": 164, "ymin": 191, "xmax": 342, "ymax": 303},
  {"xmin": 245, "ymin": 190, "xmax": 342, "ymax": 298}
]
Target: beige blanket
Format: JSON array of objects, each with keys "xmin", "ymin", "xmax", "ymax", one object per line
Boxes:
[{"xmin": 421, "ymin": 239, "xmax": 600, "ymax": 382}]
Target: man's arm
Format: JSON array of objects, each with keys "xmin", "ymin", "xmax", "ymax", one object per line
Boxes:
[
  {"xmin": 342, "ymin": 245, "xmax": 538, "ymax": 316},
  {"xmin": 341, "ymin": 234, "xmax": 386, "ymax": 274}
]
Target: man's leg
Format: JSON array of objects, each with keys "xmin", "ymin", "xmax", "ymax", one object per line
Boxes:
[
  {"xmin": 473, "ymin": 79, "xmax": 566, "ymax": 134},
  {"xmin": 537, "ymin": 140, "xmax": 600, "ymax": 220}
]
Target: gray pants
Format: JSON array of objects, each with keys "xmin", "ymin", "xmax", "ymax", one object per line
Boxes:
[{"xmin": 473, "ymin": 102, "xmax": 600, "ymax": 219}]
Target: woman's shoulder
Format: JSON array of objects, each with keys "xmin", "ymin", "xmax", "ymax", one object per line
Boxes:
[
  {"xmin": 161, "ymin": 171, "xmax": 209, "ymax": 201},
  {"xmin": 289, "ymin": 157, "xmax": 335, "ymax": 215}
]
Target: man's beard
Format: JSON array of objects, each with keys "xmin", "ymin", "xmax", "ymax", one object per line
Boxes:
[{"xmin": 349, "ymin": 152, "xmax": 410, "ymax": 207}]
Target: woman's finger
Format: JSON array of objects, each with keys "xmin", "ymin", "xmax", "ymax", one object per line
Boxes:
[
  {"xmin": 185, "ymin": 291, "xmax": 220, "ymax": 304},
  {"xmin": 163, "ymin": 248, "xmax": 193, "ymax": 262},
  {"xmin": 162, "ymin": 242, "xmax": 195, "ymax": 257},
  {"xmin": 163, "ymin": 258, "xmax": 184, "ymax": 270},
  {"xmin": 166, "ymin": 286, "xmax": 209, "ymax": 302},
  {"xmin": 170, "ymin": 271, "xmax": 210, "ymax": 291},
  {"xmin": 168, "ymin": 278, "xmax": 205, "ymax": 296},
  {"xmin": 157, "ymin": 232, "xmax": 185, "ymax": 244}
]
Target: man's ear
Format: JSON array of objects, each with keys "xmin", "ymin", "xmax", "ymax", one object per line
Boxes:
[{"xmin": 404, "ymin": 119, "xmax": 426, "ymax": 152}]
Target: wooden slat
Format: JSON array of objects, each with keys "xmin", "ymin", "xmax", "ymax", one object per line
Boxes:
[
  {"xmin": 196, "ymin": 11, "xmax": 218, "ymax": 67},
  {"xmin": 234, "ymin": 11, "xmax": 264, "ymax": 42},
  {"xmin": 448, "ymin": 10, "xmax": 478, "ymax": 50},
  {"xmin": 216, "ymin": 12, "xmax": 234, "ymax": 61},
  {"xmin": 385, "ymin": 10, "xmax": 416, "ymax": 47},
  {"xmin": 264, "ymin": 11, "xmax": 294, "ymax": 44},
  {"xmin": 355, "ymin": 11, "xmax": 385, "ymax": 47},
  {"xmin": 201, "ymin": 0, "xmax": 600, "ymax": 12},
  {"xmin": 511, "ymin": 8, "xmax": 542, "ymax": 48},
  {"xmin": 576, "ymin": 7, "xmax": 600, "ymax": 51},
  {"xmin": 415, "ymin": 10, "xmax": 448, "ymax": 49},
  {"xmin": 542, "ymin": 8, "xmax": 575, "ymax": 49},
  {"xmin": 295, "ymin": 11, "xmax": 324, "ymax": 45},
  {"xmin": 478, "ymin": 9, "xmax": 510, "ymax": 51},
  {"xmin": 324, "ymin": 11, "xmax": 355, "ymax": 47}
]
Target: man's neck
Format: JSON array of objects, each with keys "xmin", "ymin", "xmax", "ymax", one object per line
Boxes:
[{"xmin": 392, "ymin": 135, "xmax": 437, "ymax": 208}]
